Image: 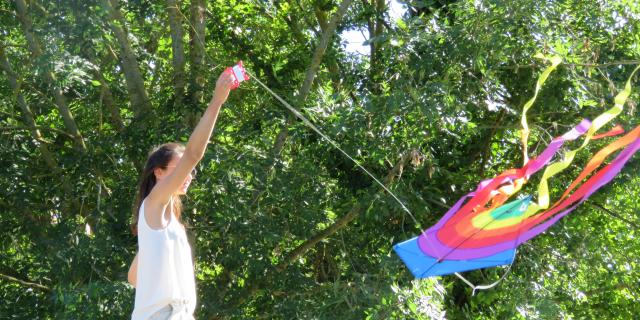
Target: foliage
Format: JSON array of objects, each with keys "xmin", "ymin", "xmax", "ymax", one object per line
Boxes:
[{"xmin": 0, "ymin": 0, "xmax": 638, "ymax": 319}]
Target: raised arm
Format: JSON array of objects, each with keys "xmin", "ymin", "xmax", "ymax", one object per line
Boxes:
[{"xmin": 146, "ymin": 71, "xmax": 234, "ymax": 209}]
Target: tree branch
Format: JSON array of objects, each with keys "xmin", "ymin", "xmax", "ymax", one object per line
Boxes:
[
  {"xmin": 0, "ymin": 125, "xmax": 76, "ymax": 139},
  {"xmin": 298, "ymin": 0, "xmax": 353, "ymax": 101},
  {"xmin": 276, "ymin": 203, "xmax": 363, "ymax": 272},
  {"xmin": 14, "ymin": 0, "xmax": 87, "ymax": 151},
  {"xmin": 584, "ymin": 282, "xmax": 635, "ymax": 297},
  {"xmin": 100, "ymin": 0, "xmax": 154, "ymax": 119},
  {"xmin": 0, "ymin": 272, "xmax": 50, "ymax": 292},
  {"xmin": 500, "ymin": 60, "xmax": 640, "ymax": 70},
  {"xmin": 586, "ymin": 201, "xmax": 639, "ymax": 231},
  {"xmin": 0, "ymin": 45, "xmax": 59, "ymax": 169},
  {"xmin": 226, "ymin": 151, "xmax": 414, "ymax": 311},
  {"xmin": 275, "ymin": 151, "xmax": 412, "ymax": 272}
]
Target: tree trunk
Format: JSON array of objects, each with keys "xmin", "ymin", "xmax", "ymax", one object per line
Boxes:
[
  {"xmin": 14, "ymin": 0, "xmax": 87, "ymax": 151},
  {"xmin": 362, "ymin": 0, "xmax": 375, "ymax": 59},
  {"xmin": 100, "ymin": 0, "xmax": 153, "ymax": 119},
  {"xmin": 373, "ymin": 0, "xmax": 385, "ymax": 58},
  {"xmin": 189, "ymin": 0, "xmax": 206, "ymax": 105},
  {"xmin": 298, "ymin": 0, "xmax": 353, "ymax": 101},
  {"xmin": 363, "ymin": 0, "xmax": 386, "ymax": 93},
  {"xmin": 314, "ymin": 7, "xmax": 343, "ymax": 91},
  {"xmin": 185, "ymin": 0, "xmax": 206, "ymax": 128},
  {"xmin": 167, "ymin": 0, "xmax": 186, "ymax": 108}
]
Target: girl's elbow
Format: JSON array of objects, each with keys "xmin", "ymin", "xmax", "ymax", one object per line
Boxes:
[
  {"xmin": 128, "ymin": 253, "xmax": 138, "ymax": 287},
  {"xmin": 127, "ymin": 272, "xmax": 136, "ymax": 287}
]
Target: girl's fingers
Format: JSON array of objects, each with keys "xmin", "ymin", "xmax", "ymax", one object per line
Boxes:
[{"xmin": 219, "ymin": 72, "xmax": 234, "ymax": 85}]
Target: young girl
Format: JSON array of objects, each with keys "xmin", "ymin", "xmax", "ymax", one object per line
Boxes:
[{"xmin": 127, "ymin": 71, "xmax": 235, "ymax": 319}]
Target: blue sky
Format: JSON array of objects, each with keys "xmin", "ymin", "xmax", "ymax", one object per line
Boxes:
[{"xmin": 341, "ymin": 0, "xmax": 406, "ymax": 55}]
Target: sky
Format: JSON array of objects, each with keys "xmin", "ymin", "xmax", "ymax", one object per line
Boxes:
[{"xmin": 341, "ymin": 0, "xmax": 407, "ymax": 55}]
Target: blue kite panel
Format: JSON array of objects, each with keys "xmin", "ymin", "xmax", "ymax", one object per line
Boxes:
[{"xmin": 393, "ymin": 236, "xmax": 515, "ymax": 278}]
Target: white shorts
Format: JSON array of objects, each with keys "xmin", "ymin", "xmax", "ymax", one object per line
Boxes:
[{"xmin": 148, "ymin": 299, "xmax": 194, "ymax": 320}]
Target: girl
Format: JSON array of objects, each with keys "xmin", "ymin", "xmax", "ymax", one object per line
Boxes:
[{"xmin": 127, "ymin": 70, "xmax": 235, "ymax": 319}]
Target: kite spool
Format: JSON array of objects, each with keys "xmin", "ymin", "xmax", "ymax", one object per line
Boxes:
[{"xmin": 225, "ymin": 60, "xmax": 250, "ymax": 89}]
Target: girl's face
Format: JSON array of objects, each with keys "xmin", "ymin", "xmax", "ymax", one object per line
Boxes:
[{"xmin": 155, "ymin": 154, "xmax": 194, "ymax": 195}]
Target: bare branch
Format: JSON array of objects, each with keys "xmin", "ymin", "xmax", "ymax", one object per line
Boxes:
[
  {"xmin": 587, "ymin": 201, "xmax": 639, "ymax": 231},
  {"xmin": 277, "ymin": 151, "xmax": 412, "ymax": 271},
  {"xmin": 0, "ymin": 273, "xmax": 50, "ymax": 292}
]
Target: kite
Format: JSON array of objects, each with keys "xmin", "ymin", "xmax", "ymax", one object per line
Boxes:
[
  {"xmin": 231, "ymin": 52, "xmax": 638, "ymax": 291},
  {"xmin": 394, "ymin": 56, "xmax": 640, "ymax": 288}
]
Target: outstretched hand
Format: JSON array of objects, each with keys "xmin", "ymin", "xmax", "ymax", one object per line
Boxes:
[{"xmin": 210, "ymin": 70, "xmax": 235, "ymax": 106}]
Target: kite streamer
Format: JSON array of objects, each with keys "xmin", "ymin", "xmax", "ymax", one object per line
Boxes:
[
  {"xmin": 520, "ymin": 54, "xmax": 563, "ymax": 165},
  {"xmin": 395, "ymin": 123, "xmax": 640, "ymax": 278},
  {"xmin": 394, "ymin": 60, "xmax": 640, "ymax": 285}
]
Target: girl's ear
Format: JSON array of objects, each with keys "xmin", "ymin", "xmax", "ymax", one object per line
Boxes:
[{"xmin": 153, "ymin": 167, "xmax": 164, "ymax": 180}]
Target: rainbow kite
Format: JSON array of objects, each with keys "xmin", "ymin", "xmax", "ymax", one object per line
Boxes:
[{"xmin": 394, "ymin": 57, "xmax": 640, "ymax": 283}]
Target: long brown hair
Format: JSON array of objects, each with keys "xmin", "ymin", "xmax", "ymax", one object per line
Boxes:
[{"xmin": 131, "ymin": 143, "xmax": 186, "ymax": 235}]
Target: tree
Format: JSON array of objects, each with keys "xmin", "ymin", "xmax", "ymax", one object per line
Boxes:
[{"xmin": 0, "ymin": 0, "xmax": 638, "ymax": 318}]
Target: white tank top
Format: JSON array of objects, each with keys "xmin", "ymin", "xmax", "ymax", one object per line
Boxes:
[{"xmin": 131, "ymin": 198, "xmax": 197, "ymax": 320}]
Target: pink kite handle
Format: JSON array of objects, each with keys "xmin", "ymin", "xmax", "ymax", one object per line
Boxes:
[{"xmin": 224, "ymin": 60, "xmax": 250, "ymax": 90}]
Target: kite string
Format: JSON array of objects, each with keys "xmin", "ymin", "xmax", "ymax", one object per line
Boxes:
[
  {"xmin": 172, "ymin": 5, "xmax": 421, "ymax": 228},
  {"xmin": 438, "ymin": 198, "xmax": 529, "ymax": 293},
  {"xmin": 454, "ymin": 249, "xmax": 517, "ymax": 295},
  {"xmin": 247, "ymin": 71, "xmax": 421, "ymax": 228},
  {"xmin": 173, "ymin": 6, "xmax": 638, "ymax": 292}
]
